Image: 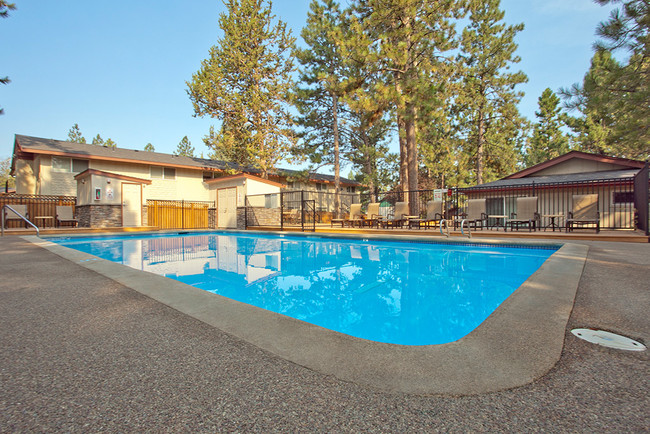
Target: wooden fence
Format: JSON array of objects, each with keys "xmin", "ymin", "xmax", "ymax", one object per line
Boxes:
[
  {"xmin": 0, "ymin": 194, "xmax": 76, "ymax": 228},
  {"xmin": 147, "ymin": 199, "xmax": 212, "ymax": 229}
]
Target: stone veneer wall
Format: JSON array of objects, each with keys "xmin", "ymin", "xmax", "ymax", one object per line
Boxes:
[
  {"xmin": 76, "ymin": 204, "xmax": 122, "ymax": 228},
  {"xmin": 208, "ymin": 208, "xmax": 217, "ymax": 229},
  {"xmin": 243, "ymin": 207, "xmax": 280, "ymax": 228}
]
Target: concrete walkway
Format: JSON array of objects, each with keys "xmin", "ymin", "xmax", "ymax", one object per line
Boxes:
[{"xmin": 1, "ymin": 236, "xmax": 648, "ymax": 431}]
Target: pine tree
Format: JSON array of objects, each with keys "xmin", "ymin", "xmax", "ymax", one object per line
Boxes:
[
  {"xmin": 525, "ymin": 88, "xmax": 570, "ymax": 167},
  {"xmin": 345, "ymin": 0, "xmax": 462, "ymax": 212},
  {"xmin": 175, "ymin": 136, "xmax": 195, "ymax": 157},
  {"xmin": 67, "ymin": 124, "xmax": 86, "ymax": 144},
  {"xmin": 456, "ymin": 0, "xmax": 527, "ymax": 184},
  {"xmin": 92, "ymin": 134, "xmax": 105, "ymax": 146},
  {"xmin": 144, "ymin": 143, "xmax": 155, "ymax": 152},
  {"xmin": 294, "ymin": 0, "xmax": 350, "ymax": 216},
  {"xmin": 0, "ymin": 1, "xmax": 15, "ymax": 115},
  {"xmin": 187, "ymin": 0, "xmax": 296, "ymax": 178},
  {"xmin": 104, "ymin": 138, "xmax": 117, "ymax": 148},
  {"xmin": 562, "ymin": 0, "xmax": 649, "ymax": 160}
]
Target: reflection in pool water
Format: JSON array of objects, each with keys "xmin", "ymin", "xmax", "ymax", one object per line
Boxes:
[{"xmin": 52, "ymin": 233, "xmax": 556, "ymax": 345}]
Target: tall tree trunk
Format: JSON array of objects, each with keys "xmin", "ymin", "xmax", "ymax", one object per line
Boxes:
[
  {"xmin": 405, "ymin": 102, "xmax": 418, "ymax": 215},
  {"xmin": 361, "ymin": 129, "xmax": 376, "ymax": 201},
  {"xmin": 477, "ymin": 109, "xmax": 485, "ymax": 185},
  {"xmin": 332, "ymin": 93, "xmax": 341, "ymax": 219},
  {"xmin": 397, "ymin": 113, "xmax": 408, "ymax": 195}
]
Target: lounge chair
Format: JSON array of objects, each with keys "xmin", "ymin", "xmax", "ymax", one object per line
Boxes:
[
  {"xmin": 509, "ymin": 197, "xmax": 540, "ymax": 232},
  {"xmin": 362, "ymin": 202, "xmax": 383, "ymax": 228},
  {"xmin": 56, "ymin": 205, "xmax": 78, "ymax": 228},
  {"xmin": 383, "ymin": 202, "xmax": 409, "ymax": 228},
  {"xmin": 566, "ymin": 194, "xmax": 600, "ymax": 233},
  {"xmin": 345, "ymin": 204, "xmax": 364, "ymax": 227},
  {"xmin": 409, "ymin": 200, "xmax": 444, "ymax": 229},
  {"xmin": 461, "ymin": 199, "xmax": 487, "ymax": 230},
  {"xmin": 3, "ymin": 204, "xmax": 30, "ymax": 228}
]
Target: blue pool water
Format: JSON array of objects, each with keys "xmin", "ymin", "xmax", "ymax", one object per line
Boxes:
[{"xmin": 50, "ymin": 232, "xmax": 557, "ymax": 345}]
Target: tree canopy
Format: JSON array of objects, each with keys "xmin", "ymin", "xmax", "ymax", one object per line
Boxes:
[{"xmin": 187, "ymin": 0, "xmax": 296, "ymax": 178}]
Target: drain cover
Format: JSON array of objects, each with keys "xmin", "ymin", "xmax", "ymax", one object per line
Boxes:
[{"xmin": 571, "ymin": 328, "xmax": 646, "ymax": 351}]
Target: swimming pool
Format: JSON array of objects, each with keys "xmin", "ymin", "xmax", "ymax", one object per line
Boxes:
[{"xmin": 50, "ymin": 232, "xmax": 557, "ymax": 345}]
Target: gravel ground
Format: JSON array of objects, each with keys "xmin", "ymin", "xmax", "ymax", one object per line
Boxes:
[{"xmin": 1, "ymin": 236, "xmax": 648, "ymax": 432}]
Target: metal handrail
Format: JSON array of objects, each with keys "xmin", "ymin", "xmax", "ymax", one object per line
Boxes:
[
  {"xmin": 460, "ymin": 219, "xmax": 471, "ymax": 238},
  {"xmin": 1, "ymin": 205, "xmax": 40, "ymax": 237},
  {"xmin": 439, "ymin": 219, "xmax": 450, "ymax": 237}
]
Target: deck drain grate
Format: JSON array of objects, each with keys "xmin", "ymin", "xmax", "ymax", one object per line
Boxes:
[{"xmin": 571, "ymin": 328, "xmax": 646, "ymax": 351}]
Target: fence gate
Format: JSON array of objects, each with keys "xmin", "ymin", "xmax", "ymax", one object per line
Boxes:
[{"xmin": 147, "ymin": 199, "xmax": 211, "ymax": 229}]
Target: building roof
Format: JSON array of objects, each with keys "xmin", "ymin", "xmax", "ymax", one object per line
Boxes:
[
  {"xmin": 463, "ymin": 169, "xmax": 639, "ymax": 191},
  {"xmin": 13, "ymin": 134, "xmax": 361, "ymax": 186},
  {"xmin": 74, "ymin": 169, "xmax": 152, "ymax": 185},
  {"xmin": 505, "ymin": 150, "xmax": 645, "ymax": 179},
  {"xmin": 204, "ymin": 173, "xmax": 285, "ymax": 188}
]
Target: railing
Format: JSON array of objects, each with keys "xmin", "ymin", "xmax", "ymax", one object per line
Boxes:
[
  {"xmin": 147, "ymin": 199, "xmax": 212, "ymax": 229},
  {"xmin": 0, "ymin": 194, "xmax": 76, "ymax": 229},
  {"xmin": 245, "ymin": 190, "xmax": 360, "ymax": 230},
  {"xmin": 1, "ymin": 204, "xmax": 40, "ymax": 236}
]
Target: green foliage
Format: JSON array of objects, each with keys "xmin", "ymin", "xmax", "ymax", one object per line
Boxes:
[
  {"xmin": 91, "ymin": 134, "xmax": 104, "ymax": 146},
  {"xmin": 344, "ymin": 0, "xmax": 464, "ymax": 194},
  {"xmin": 67, "ymin": 124, "xmax": 86, "ymax": 144},
  {"xmin": 0, "ymin": 1, "xmax": 15, "ymax": 18},
  {"xmin": 175, "ymin": 135, "xmax": 195, "ymax": 157},
  {"xmin": 293, "ymin": 0, "xmax": 348, "ymax": 171},
  {"xmin": 144, "ymin": 143, "xmax": 155, "ymax": 152},
  {"xmin": 454, "ymin": 0, "xmax": 528, "ymax": 184},
  {"xmin": 0, "ymin": 156, "xmax": 15, "ymax": 190},
  {"xmin": 104, "ymin": 138, "xmax": 117, "ymax": 148},
  {"xmin": 562, "ymin": 0, "xmax": 649, "ymax": 160},
  {"xmin": 525, "ymin": 88, "xmax": 570, "ymax": 167},
  {"xmin": 1, "ymin": 1, "xmax": 16, "ymax": 115},
  {"xmin": 187, "ymin": 0, "xmax": 296, "ymax": 178}
]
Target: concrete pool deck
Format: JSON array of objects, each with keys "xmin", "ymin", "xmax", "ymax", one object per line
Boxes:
[
  {"xmin": 1, "ymin": 234, "xmax": 648, "ymax": 430},
  {"xmin": 27, "ymin": 232, "xmax": 585, "ymax": 395}
]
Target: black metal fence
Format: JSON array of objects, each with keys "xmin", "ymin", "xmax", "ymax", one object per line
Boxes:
[
  {"xmin": 634, "ymin": 163, "xmax": 649, "ymax": 235},
  {"xmin": 243, "ymin": 174, "xmax": 648, "ymax": 232},
  {"xmin": 245, "ymin": 190, "xmax": 361, "ymax": 230}
]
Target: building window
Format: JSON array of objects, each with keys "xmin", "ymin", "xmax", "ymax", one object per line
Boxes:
[
  {"xmin": 613, "ymin": 191, "xmax": 634, "ymax": 204},
  {"xmin": 315, "ymin": 183, "xmax": 324, "ymax": 191},
  {"xmin": 52, "ymin": 157, "xmax": 88, "ymax": 173},
  {"xmin": 150, "ymin": 166, "xmax": 163, "ymax": 178},
  {"xmin": 163, "ymin": 168, "xmax": 176, "ymax": 179},
  {"xmin": 72, "ymin": 159, "xmax": 88, "ymax": 173},
  {"xmin": 346, "ymin": 186, "xmax": 356, "ymax": 193},
  {"xmin": 151, "ymin": 166, "xmax": 176, "ymax": 179},
  {"xmin": 203, "ymin": 171, "xmax": 215, "ymax": 181},
  {"xmin": 52, "ymin": 156, "xmax": 71, "ymax": 172},
  {"xmin": 287, "ymin": 181, "xmax": 295, "ymax": 189}
]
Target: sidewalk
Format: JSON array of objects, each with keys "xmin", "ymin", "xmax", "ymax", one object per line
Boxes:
[{"xmin": 0, "ymin": 236, "xmax": 648, "ymax": 431}]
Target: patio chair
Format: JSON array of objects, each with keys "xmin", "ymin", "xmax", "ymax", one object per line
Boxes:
[
  {"xmin": 461, "ymin": 199, "xmax": 487, "ymax": 230},
  {"xmin": 3, "ymin": 204, "xmax": 30, "ymax": 228},
  {"xmin": 344, "ymin": 203, "xmax": 364, "ymax": 227},
  {"xmin": 566, "ymin": 194, "xmax": 600, "ymax": 233},
  {"xmin": 409, "ymin": 200, "xmax": 444, "ymax": 229},
  {"xmin": 56, "ymin": 205, "xmax": 78, "ymax": 228},
  {"xmin": 509, "ymin": 197, "xmax": 540, "ymax": 232},
  {"xmin": 362, "ymin": 202, "xmax": 383, "ymax": 228},
  {"xmin": 383, "ymin": 201, "xmax": 409, "ymax": 228}
]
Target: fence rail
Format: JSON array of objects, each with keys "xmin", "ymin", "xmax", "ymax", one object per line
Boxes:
[
  {"xmin": 147, "ymin": 199, "xmax": 212, "ymax": 229},
  {"xmin": 0, "ymin": 194, "xmax": 76, "ymax": 228}
]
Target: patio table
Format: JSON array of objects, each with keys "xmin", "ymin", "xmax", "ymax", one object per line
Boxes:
[{"xmin": 543, "ymin": 214, "xmax": 564, "ymax": 232}]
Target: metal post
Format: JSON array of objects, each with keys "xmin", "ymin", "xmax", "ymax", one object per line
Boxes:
[
  {"xmin": 301, "ymin": 190, "xmax": 305, "ymax": 232},
  {"xmin": 280, "ymin": 192, "xmax": 284, "ymax": 231}
]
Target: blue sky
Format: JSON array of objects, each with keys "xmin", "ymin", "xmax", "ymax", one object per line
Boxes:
[{"xmin": 0, "ymin": 0, "xmax": 615, "ymax": 171}]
